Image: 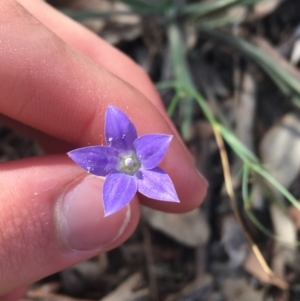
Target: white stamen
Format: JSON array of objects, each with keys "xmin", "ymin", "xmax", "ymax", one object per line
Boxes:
[{"xmin": 124, "ymin": 158, "xmax": 134, "ymax": 167}]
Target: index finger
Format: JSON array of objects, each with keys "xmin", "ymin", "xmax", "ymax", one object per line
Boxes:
[{"xmin": 0, "ymin": 0, "xmax": 207, "ymax": 212}]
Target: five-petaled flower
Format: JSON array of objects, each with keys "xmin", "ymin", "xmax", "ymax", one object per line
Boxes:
[{"xmin": 68, "ymin": 106, "xmax": 179, "ymax": 216}]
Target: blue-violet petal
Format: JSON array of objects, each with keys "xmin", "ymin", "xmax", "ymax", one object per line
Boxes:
[
  {"xmin": 105, "ymin": 106, "xmax": 138, "ymax": 151},
  {"xmin": 68, "ymin": 146, "xmax": 118, "ymax": 176},
  {"xmin": 136, "ymin": 167, "xmax": 179, "ymax": 202},
  {"xmin": 103, "ymin": 171, "xmax": 137, "ymax": 216},
  {"xmin": 133, "ymin": 134, "xmax": 172, "ymax": 169}
]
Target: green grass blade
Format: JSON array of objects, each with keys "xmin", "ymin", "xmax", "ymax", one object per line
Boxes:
[
  {"xmin": 61, "ymin": 9, "xmax": 135, "ymax": 20},
  {"xmin": 167, "ymin": 90, "xmax": 181, "ymax": 117},
  {"xmin": 167, "ymin": 23, "xmax": 195, "ymax": 140},
  {"xmin": 119, "ymin": 0, "xmax": 163, "ymax": 15},
  {"xmin": 220, "ymin": 127, "xmax": 259, "ymax": 163},
  {"xmin": 156, "ymin": 81, "xmax": 179, "ymax": 90},
  {"xmin": 245, "ymin": 208, "xmax": 300, "ymax": 245},
  {"xmin": 182, "ymin": 0, "xmax": 266, "ymax": 17},
  {"xmin": 182, "ymin": 0, "xmax": 239, "ymax": 17},
  {"xmin": 181, "ymin": 84, "xmax": 260, "ymax": 163},
  {"xmin": 251, "ymin": 164, "xmax": 300, "ymax": 211}
]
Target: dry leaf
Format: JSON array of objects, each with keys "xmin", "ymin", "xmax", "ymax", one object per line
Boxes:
[{"xmin": 142, "ymin": 207, "xmax": 210, "ymax": 247}]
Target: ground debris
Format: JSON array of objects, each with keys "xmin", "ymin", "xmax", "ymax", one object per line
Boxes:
[
  {"xmin": 142, "ymin": 207, "xmax": 210, "ymax": 247},
  {"xmin": 6, "ymin": 0, "xmax": 300, "ymax": 300}
]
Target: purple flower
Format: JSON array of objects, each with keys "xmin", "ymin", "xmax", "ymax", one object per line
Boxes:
[{"xmin": 68, "ymin": 106, "xmax": 179, "ymax": 216}]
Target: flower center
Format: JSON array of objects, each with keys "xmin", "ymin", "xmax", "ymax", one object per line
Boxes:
[
  {"xmin": 124, "ymin": 157, "xmax": 134, "ymax": 167},
  {"xmin": 118, "ymin": 152, "xmax": 140, "ymax": 175}
]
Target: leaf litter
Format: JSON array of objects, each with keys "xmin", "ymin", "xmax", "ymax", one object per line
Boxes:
[{"xmin": 1, "ymin": 0, "xmax": 300, "ymax": 300}]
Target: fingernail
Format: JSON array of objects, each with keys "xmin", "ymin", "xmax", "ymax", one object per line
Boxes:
[{"xmin": 56, "ymin": 176, "xmax": 131, "ymax": 251}]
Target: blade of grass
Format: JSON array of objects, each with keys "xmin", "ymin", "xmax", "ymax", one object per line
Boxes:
[
  {"xmin": 61, "ymin": 9, "xmax": 136, "ymax": 20},
  {"xmin": 167, "ymin": 89, "xmax": 182, "ymax": 116},
  {"xmin": 182, "ymin": 0, "xmax": 267, "ymax": 18},
  {"xmin": 167, "ymin": 23, "xmax": 195, "ymax": 140},
  {"xmin": 181, "ymin": 83, "xmax": 260, "ymax": 163},
  {"xmin": 63, "ymin": 0, "xmax": 165, "ymax": 19},
  {"xmin": 251, "ymin": 164, "xmax": 300, "ymax": 211},
  {"xmin": 119, "ymin": 0, "xmax": 164, "ymax": 15}
]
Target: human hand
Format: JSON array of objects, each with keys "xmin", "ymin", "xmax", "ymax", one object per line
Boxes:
[{"xmin": 0, "ymin": 0, "xmax": 207, "ymax": 298}]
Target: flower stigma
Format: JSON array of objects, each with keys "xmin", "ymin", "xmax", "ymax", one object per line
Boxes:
[
  {"xmin": 118, "ymin": 152, "xmax": 140, "ymax": 175},
  {"xmin": 125, "ymin": 158, "xmax": 134, "ymax": 167}
]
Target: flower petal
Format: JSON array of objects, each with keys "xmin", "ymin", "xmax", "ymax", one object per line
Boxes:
[
  {"xmin": 68, "ymin": 146, "xmax": 118, "ymax": 176},
  {"xmin": 133, "ymin": 134, "xmax": 172, "ymax": 169},
  {"xmin": 105, "ymin": 106, "xmax": 138, "ymax": 152},
  {"xmin": 103, "ymin": 171, "xmax": 137, "ymax": 216},
  {"xmin": 136, "ymin": 167, "xmax": 179, "ymax": 202}
]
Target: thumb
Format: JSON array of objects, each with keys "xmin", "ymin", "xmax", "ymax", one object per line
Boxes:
[{"xmin": 0, "ymin": 156, "xmax": 139, "ymax": 295}]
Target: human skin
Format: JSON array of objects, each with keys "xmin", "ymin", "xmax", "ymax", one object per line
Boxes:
[{"xmin": 0, "ymin": 0, "xmax": 208, "ymax": 299}]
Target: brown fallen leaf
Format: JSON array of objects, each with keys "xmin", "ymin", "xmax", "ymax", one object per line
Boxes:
[
  {"xmin": 251, "ymin": 0, "xmax": 283, "ymax": 20},
  {"xmin": 23, "ymin": 290, "xmax": 92, "ymax": 301},
  {"xmin": 142, "ymin": 207, "xmax": 210, "ymax": 247},
  {"xmin": 289, "ymin": 205, "xmax": 300, "ymax": 229},
  {"xmin": 221, "ymin": 277, "xmax": 264, "ymax": 301},
  {"xmin": 243, "ymin": 249, "xmax": 288, "ymax": 290},
  {"xmin": 100, "ymin": 273, "xmax": 148, "ymax": 301}
]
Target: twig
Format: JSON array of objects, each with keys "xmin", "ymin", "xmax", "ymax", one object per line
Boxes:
[{"xmin": 142, "ymin": 222, "xmax": 159, "ymax": 301}]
